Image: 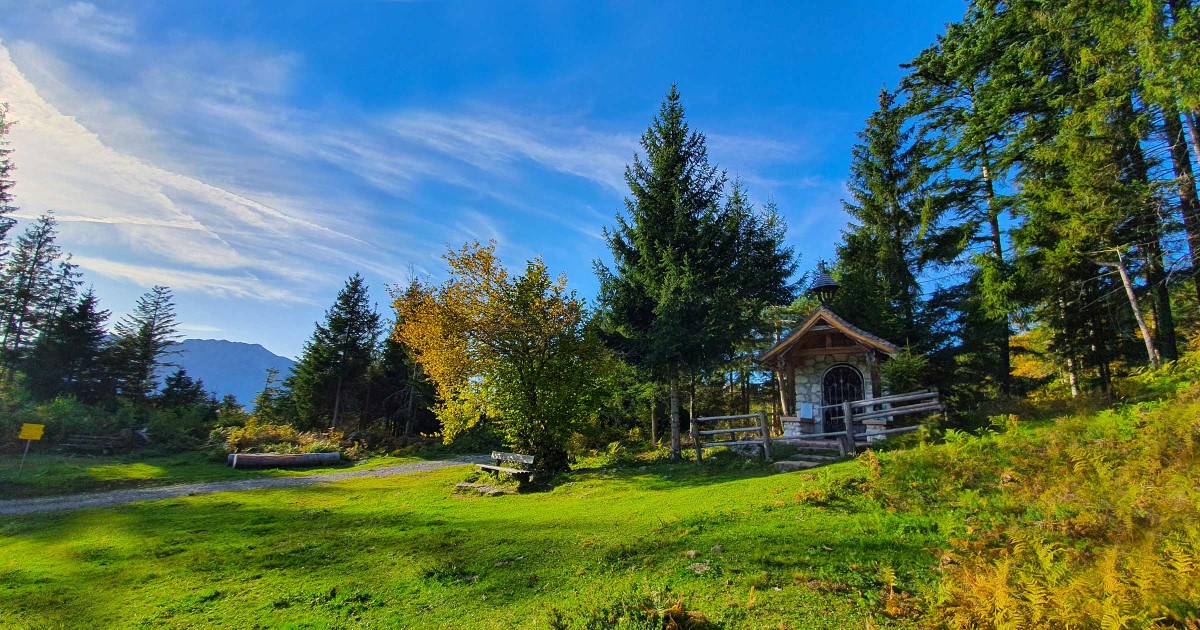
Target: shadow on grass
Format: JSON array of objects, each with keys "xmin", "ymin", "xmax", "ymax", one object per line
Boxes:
[{"xmin": 0, "ymin": 458, "xmax": 936, "ymax": 628}]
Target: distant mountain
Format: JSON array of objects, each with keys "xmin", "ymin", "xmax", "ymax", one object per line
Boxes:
[{"xmin": 163, "ymin": 339, "xmax": 295, "ymax": 408}]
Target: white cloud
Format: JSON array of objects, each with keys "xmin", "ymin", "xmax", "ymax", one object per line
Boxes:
[
  {"xmin": 72, "ymin": 256, "xmax": 308, "ymax": 304},
  {"xmin": 49, "ymin": 2, "xmax": 134, "ymax": 54},
  {"xmin": 0, "ymin": 4, "xmax": 821, "ymax": 322}
]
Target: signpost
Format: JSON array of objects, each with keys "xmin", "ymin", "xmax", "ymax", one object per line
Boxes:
[{"xmin": 17, "ymin": 423, "xmax": 44, "ymax": 478}]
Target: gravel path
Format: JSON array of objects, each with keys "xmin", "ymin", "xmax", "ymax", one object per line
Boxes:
[{"xmin": 0, "ymin": 455, "xmax": 490, "ymax": 516}]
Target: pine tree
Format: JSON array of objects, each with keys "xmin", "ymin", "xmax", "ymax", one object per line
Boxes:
[
  {"xmin": 215, "ymin": 394, "xmax": 251, "ymax": 427},
  {"xmin": 596, "ymin": 86, "xmax": 795, "ymax": 460},
  {"xmin": 111, "ymin": 285, "xmax": 180, "ymax": 402},
  {"xmin": 286, "ymin": 273, "xmax": 382, "ymax": 429},
  {"xmin": 0, "ymin": 214, "xmax": 65, "ymax": 371},
  {"xmin": 368, "ymin": 330, "xmax": 434, "ymax": 438},
  {"xmin": 903, "ymin": 8, "xmax": 1033, "ymax": 394},
  {"xmin": 157, "ymin": 368, "xmax": 209, "ymax": 409},
  {"xmin": 249, "ymin": 367, "xmax": 285, "ymax": 424},
  {"xmin": 43, "ymin": 257, "xmax": 83, "ymax": 322},
  {"xmin": 25, "ymin": 290, "xmax": 112, "ymax": 403},
  {"xmin": 834, "ymin": 88, "xmax": 950, "ymax": 352},
  {"xmin": 0, "ymin": 103, "xmax": 16, "ymax": 254}
]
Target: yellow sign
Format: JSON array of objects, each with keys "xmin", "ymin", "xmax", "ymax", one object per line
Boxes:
[{"xmin": 18, "ymin": 423, "xmax": 44, "ymax": 441}]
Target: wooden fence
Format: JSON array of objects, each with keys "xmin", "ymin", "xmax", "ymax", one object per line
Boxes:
[
  {"xmin": 690, "ymin": 411, "xmax": 773, "ymax": 462},
  {"xmin": 691, "ymin": 389, "xmax": 941, "ymax": 462},
  {"xmin": 782, "ymin": 389, "xmax": 942, "ymax": 456}
]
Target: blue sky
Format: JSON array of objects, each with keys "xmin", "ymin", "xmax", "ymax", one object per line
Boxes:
[{"xmin": 0, "ymin": 0, "xmax": 965, "ymax": 358}]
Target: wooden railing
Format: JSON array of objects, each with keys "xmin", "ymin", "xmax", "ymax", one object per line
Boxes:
[
  {"xmin": 690, "ymin": 411, "xmax": 773, "ymax": 462},
  {"xmin": 783, "ymin": 389, "xmax": 941, "ymax": 455}
]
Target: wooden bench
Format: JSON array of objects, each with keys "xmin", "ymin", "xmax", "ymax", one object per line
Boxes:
[
  {"xmin": 476, "ymin": 451, "xmax": 535, "ymax": 480},
  {"xmin": 59, "ymin": 434, "xmax": 124, "ymax": 454}
]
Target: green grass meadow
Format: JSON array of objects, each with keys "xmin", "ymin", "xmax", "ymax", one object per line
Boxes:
[
  {"xmin": 5, "ymin": 383, "xmax": 1197, "ymax": 628},
  {"xmin": 1, "ymin": 457, "xmax": 939, "ymax": 629}
]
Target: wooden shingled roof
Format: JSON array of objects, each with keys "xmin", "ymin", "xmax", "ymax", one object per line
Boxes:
[{"xmin": 758, "ymin": 306, "xmax": 900, "ymax": 365}]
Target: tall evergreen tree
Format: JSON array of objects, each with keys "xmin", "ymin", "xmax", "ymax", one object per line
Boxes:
[
  {"xmin": 111, "ymin": 285, "xmax": 180, "ymax": 402},
  {"xmin": 25, "ymin": 290, "xmax": 112, "ymax": 403},
  {"xmin": 0, "ymin": 103, "xmax": 16, "ymax": 254},
  {"xmin": 368, "ymin": 330, "xmax": 435, "ymax": 438},
  {"xmin": 286, "ymin": 273, "xmax": 382, "ymax": 429},
  {"xmin": 0, "ymin": 214, "xmax": 65, "ymax": 371},
  {"xmin": 596, "ymin": 86, "xmax": 795, "ymax": 460},
  {"xmin": 833, "ymin": 88, "xmax": 952, "ymax": 352}
]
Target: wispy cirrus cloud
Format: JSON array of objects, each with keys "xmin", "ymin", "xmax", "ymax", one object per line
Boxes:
[{"xmin": 0, "ymin": 0, "xmax": 824, "ymax": 355}]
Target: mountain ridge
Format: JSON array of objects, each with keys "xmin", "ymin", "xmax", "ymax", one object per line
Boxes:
[{"xmin": 164, "ymin": 339, "xmax": 295, "ymax": 407}]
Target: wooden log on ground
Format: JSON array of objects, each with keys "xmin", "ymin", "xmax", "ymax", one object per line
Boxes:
[{"xmin": 227, "ymin": 452, "xmax": 341, "ymax": 469}]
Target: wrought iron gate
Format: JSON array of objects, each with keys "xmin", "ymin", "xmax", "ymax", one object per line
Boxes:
[{"xmin": 822, "ymin": 364, "xmax": 864, "ymax": 432}]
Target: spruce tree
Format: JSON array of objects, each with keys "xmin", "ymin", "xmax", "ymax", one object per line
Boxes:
[
  {"xmin": 596, "ymin": 86, "xmax": 795, "ymax": 460},
  {"xmin": 834, "ymin": 88, "xmax": 949, "ymax": 351},
  {"xmin": 111, "ymin": 285, "xmax": 180, "ymax": 402},
  {"xmin": 0, "ymin": 214, "xmax": 65, "ymax": 371},
  {"xmin": 157, "ymin": 368, "xmax": 209, "ymax": 409},
  {"xmin": 25, "ymin": 290, "xmax": 112, "ymax": 403},
  {"xmin": 249, "ymin": 367, "xmax": 285, "ymax": 424},
  {"xmin": 286, "ymin": 273, "xmax": 382, "ymax": 429},
  {"xmin": 0, "ymin": 103, "xmax": 16, "ymax": 253}
]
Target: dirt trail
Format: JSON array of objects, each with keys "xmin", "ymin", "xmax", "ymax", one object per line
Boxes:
[{"xmin": 0, "ymin": 456, "xmax": 489, "ymax": 516}]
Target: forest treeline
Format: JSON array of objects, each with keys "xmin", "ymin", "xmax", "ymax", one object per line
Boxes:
[
  {"xmin": 827, "ymin": 0, "xmax": 1200, "ymax": 413},
  {"xmin": 3, "ymin": 0, "xmax": 1199, "ymax": 470}
]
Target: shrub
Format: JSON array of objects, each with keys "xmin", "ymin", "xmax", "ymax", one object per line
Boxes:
[{"xmin": 216, "ymin": 421, "xmax": 353, "ymax": 457}]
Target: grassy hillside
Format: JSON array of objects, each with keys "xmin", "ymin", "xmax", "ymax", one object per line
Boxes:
[{"xmin": 1, "ymin": 371, "xmax": 1198, "ymax": 628}]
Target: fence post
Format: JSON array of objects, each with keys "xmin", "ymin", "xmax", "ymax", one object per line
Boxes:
[
  {"xmin": 691, "ymin": 417, "xmax": 703, "ymax": 463},
  {"xmin": 758, "ymin": 411, "xmax": 773, "ymax": 460},
  {"xmin": 842, "ymin": 400, "xmax": 856, "ymax": 455}
]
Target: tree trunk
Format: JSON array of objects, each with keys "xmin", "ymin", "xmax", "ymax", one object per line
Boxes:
[
  {"xmin": 1143, "ymin": 235, "xmax": 1178, "ymax": 362},
  {"xmin": 1065, "ymin": 356, "xmax": 1080, "ymax": 399},
  {"xmin": 981, "ymin": 155, "xmax": 1012, "ymax": 396},
  {"xmin": 1164, "ymin": 107, "xmax": 1200, "ymax": 302},
  {"xmin": 774, "ymin": 364, "xmax": 790, "ymax": 416},
  {"xmin": 331, "ymin": 373, "xmax": 344, "ymax": 428},
  {"xmin": 403, "ymin": 386, "xmax": 415, "ymax": 439},
  {"xmin": 689, "ymin": 373, "xmax": 700, "ymax": 463},
  {"xmin": 1187, "ymin": 110, "xmax": 1200, "ymax": 168},
  {"xmin": 1112, "ymin": 250, "xmax": 1161, "ymax": 368},
  {"xmin": 1123, "ymin": 110, "xmax": 1177, "ymax": 362},
  {"xmin": 669, "ymin": 375, "xmax": 681, "ymax": 461},
  {"xmin": 649, "ymin": 392, "xmax": 658, "ymax": 445},
  {"xmin": 741, "ymin": 368, "xmax": 750, "ymax": 414}
]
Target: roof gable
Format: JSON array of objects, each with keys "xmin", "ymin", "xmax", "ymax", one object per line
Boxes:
[{"xmin": 758, "ymin": 306, "xmax": 900, "ymax": 365}]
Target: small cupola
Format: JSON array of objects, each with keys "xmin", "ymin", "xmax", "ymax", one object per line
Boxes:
[{"xmin": 809, "ymin": 264, "xmax": 839, "ymax": 304}]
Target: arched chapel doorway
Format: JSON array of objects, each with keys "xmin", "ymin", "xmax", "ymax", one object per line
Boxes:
[{"xmin": 822, "ymin": 364, "xmax": 864, "ymax": 432}]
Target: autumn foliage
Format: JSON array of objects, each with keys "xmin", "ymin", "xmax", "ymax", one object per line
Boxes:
[{"xmin": 393, "ymin": 241, "xmax": 606, "ymax": 474}]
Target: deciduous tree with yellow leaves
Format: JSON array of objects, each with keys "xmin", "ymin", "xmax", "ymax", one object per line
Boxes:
[{"xmin": 393, "ymin": 241, "xmax": 606, "ymax": 475}]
